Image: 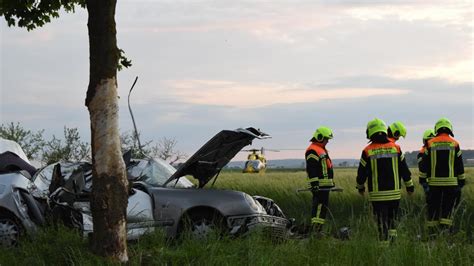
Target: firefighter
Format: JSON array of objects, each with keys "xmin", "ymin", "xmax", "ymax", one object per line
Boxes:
[
  {"xmin": 418, "ymin": 129, "xmax": 435, "ymax": 195},
  {"xmin": 387, "ymin": 121, "xmax": 407, "ymax": 143},
  {"xmin": 305, "ymin": 126, "xmax": 334, "ymax": 234},
  {"xmin": 356, "ymin": 118, "xmax": 414, "ymax": 243},
  {"xmin": 419, "ymin": 118, "xmax": 465, "ymax": 236}
]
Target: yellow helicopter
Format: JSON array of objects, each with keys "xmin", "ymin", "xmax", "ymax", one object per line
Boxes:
[{"xmin": 242, "ymin": 147, "xmax": 278, "ymax": 173}]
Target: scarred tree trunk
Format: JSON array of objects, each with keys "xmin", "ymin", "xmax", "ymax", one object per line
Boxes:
[{"xmin": 85, "ymin": 0, "xmax": 128, "ymax": 262}]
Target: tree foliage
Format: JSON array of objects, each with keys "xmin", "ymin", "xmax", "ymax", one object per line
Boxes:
[
  {"xmin": 1, "ymin": 0, "xmax": 131, "ymax": 68},
  {"xmin": 152, "ymin": 137, "xmax": 187, "ymax": 164},
  {"xmin": 41, "ymin": 126, "xmax": 91, "ymax": 164},
  {"xmin": 1, "ymin": 0, "xmax": 84, "ymax": 31},
  {"xmin": 1, "ymin": 122, "xmax": 185, "ymax": 166},
  {"xmin": 0, "ymin": 122, "xmax": 90, "ymax": 164},
  {"xmin": 0, "ymin": 122, "xmax": 45, "ymax": 160},
  {"xmin": 120, "ymin": 131, "xmax": 186, "ymax": 163},
  {"xmin": 120, "ymin": 130, "xmax": 151, "ymax": 159}
]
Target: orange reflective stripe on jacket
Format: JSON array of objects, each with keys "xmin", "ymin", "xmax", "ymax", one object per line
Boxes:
[
  {"xmin": 363, "ymin": 142, "xmax": 401, "ymax": 157},
  {"xmin": 423, "ymin": 133, "xmax": 464, "ymax": 186},
  {"xmin": 306, "ymin": 142, "xmax": 333, "ymax": 168},
  {"xmin": 357, "ymin": 141, "xmax": 412, "ymax": 201},
  {"xmin": 305, "ymin": 142, "xmax": 334, "ymax": 187}
]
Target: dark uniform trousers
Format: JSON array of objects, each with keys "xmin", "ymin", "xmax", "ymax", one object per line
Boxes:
[
  {"xmin": 371, "ymin": 200, "xmax": 399, "ymax": 240},
  {"xmin": 420, "ymin": 133, "xmax": 465, "ymax": 233},
  {"xmin": 311, "ymin": 190, "xmax": 329, "ymax": 228},
  {"xmin": 426, "ymin": 186, "xmax": 460, "ymax": 231}
]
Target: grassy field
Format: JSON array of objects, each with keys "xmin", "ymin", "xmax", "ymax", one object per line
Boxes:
[{"xmin": 1, "ymin": 168, "xmax": 473, "ymax": 265}]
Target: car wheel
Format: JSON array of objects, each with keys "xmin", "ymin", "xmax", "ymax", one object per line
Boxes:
[
  {"xmin": 181, "ymin": 211, "xmax": 225, "ymax": 239},
  {"xmin": 0, "ymin": 216, "xmax": 22, "ymax": 247}
]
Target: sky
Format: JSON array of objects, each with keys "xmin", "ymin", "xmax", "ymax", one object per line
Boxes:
[{"xmin": 1, "ymin": 0, "xmax": 473, "ymax": 161}]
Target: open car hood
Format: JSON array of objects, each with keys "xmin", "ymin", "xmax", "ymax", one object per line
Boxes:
[{"xmin": 164, "ymin": 127, "xmax": 269, "ymax": 188}]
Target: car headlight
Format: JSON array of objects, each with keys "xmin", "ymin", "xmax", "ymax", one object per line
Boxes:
[{"xmin": 244, "ymin": 194, "xmax": 265, "ymax": 214}]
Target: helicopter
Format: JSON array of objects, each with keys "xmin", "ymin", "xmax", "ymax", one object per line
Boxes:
[{"xmin": 241, "ymin": 147, "xmax": 278, "ymax": 173}]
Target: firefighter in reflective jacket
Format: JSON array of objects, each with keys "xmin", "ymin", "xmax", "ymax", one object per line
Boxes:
[
  {"xmin": 418, "ymin": 129, "xmax": 435, "ymax": 195},
  {"xmin": 356, "ymin": 118, "xmax": 414, "ymax": 242},
  {"xmin": 387, "ymin": 121, "xmax": 407, "ymax": 143},
  {"xmin": 419, "ymin": 118, "xmax": 465, "ymax": 235},
  {"xmin": 305, "ymin": 126, "xmax": 334, "ymax": 232}
]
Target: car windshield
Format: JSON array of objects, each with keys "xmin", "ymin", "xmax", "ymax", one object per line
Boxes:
[
  {"xmin": 32, "ymin": 161, "xmax": 92, "ymax": 198},
  {"xmin": 32, "ymin": 158, "xmax": 193, "ymax": 198},
  {"xmin": 127, "ymin": 158, "xmax": 193, "ymax": 188}
]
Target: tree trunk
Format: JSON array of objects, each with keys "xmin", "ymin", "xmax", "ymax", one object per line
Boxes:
[{"xmin": 85, "ymin": 0, "xmax": 128, "ymax": 262}]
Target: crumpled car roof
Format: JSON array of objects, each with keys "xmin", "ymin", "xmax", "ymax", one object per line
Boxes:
[
  {"xmin": 0, "ymin": 138, "xmax": 36, "ymax": 176},
  {"xmin": 33, "ymin": 127, "xmax": 268, "ymax": 193},
  {"xmin": 164, "ymin": 127, "xmax": 269, "ymax": 188},
  {"xmin": 0, "ymin": 138, "xmax": 30, "ymax": 163},
  {"xmin": 0, "ymin": 151, "xmax": 37, "ymax": 177},
  {"xmin": 33, "ymin": 158, "xmax": 193, "ymax": 198}
]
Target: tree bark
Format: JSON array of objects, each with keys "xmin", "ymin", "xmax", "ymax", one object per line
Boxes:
[{"xmin": 85, "ymin": 0, "xmax": 128, "ymax": 262}]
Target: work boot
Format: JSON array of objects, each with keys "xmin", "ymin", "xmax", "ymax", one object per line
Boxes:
[
  {"xmin": 310, "ymin": 224, "xmax": 326, "ymax": 238},
  {"xmin": 380, "ymin": 240, "xmax": 390, "ymax": 248},
  {"xmin": 388, "ymin": 229, "xmax": 397, "ymax": 243}
]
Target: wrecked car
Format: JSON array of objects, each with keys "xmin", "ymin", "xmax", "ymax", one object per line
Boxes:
[
  {"xmin": 30, "ymin": 127, "xmax": 291, "ymax": 240},
  {"xmin": 0, "ymin": 138, "xmax": 45, "ymax": 247}
]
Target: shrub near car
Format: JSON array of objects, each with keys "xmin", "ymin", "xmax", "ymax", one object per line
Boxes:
[{"xmin": 32, "ymin": 128, "xmax": 291, "ymax": 240}]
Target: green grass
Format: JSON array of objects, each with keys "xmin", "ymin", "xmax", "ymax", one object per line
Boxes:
[{"xmin": 1, "ymin": 168, "xmax": 473, "ymax": 265}]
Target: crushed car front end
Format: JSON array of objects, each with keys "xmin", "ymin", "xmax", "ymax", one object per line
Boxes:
[
  {"xmin": 226, "ymin": 194, "xmax": 289, "ymax": 238},
  {"xmin": 146, "ymin": 186, "xmax": 290, "ymax": 239},
  {"xmin": 0, "ymin": 172, "xmax": 40, "ymax": 246}
]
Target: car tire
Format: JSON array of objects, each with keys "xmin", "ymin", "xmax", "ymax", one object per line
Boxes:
[
  {"xmin": 180, "ymin": 210, "xmax": 225, "ymax": 239},
  {"xmin": 0, "ymin": 215, "xmax": 22, "ymax": 247}
]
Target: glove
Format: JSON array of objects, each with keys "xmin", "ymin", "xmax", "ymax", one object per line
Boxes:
[
  {"xmin": 309, "ymin": 180, "xmax": 319, "ymax": 192},
  {"xmin": 406, "ymin": 186, "xmax": 414, "ymax": 194},
  {"xmin": 422, "ymin": 183, "xmax": 429, "ymax": 194}
]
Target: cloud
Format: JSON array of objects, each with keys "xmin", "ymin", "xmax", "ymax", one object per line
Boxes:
[
  {"xmin": 388, "ymin": 60, "xmax": 473, "ymax": 83},
  {"xmin": 118, "ymin": 1, "xmax": 472, "ymax": 46},
  {"xmin": 162, "ymin": 79, "xmax": 410, "ymax": 108},
  {"xmin": 119, "ymin": 13, "xmax": 328, "ymax": 45},
  {"xmin": 346, "ymin": 1, "xmax": 472, "ymax": 26},
  {"xmin": 2, "ymin": 1, "xmax": 472, "ymax": 160},
  {"xmin": 113, "ymin": 1, "xmax": 471, "ymax": 87}
]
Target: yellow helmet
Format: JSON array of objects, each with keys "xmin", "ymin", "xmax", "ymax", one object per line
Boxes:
[
  {"xmin": 422, "ymin": 129, "xmax": 435, "ymax": 141},
  {"xmin": 389, "ymin": 121, "xmax": 407, "ymax": 138},
  {"xmin": 434, "ymin": 117, "xmax": 453, "ymax": 136},
  {"xmin": 312, "ymin": 126, "xmax": 333, "ymax": 142},
  {"xmin": 366, "ymin": 118, "xmax": 387, "ymax": 139}
]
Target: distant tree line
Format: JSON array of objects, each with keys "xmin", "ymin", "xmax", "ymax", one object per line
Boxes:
[{"xmin": 0, "ymin": 122, "xmax": 186, "ymax": 166}]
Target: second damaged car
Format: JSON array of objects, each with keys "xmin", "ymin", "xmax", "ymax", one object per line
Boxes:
[{"xmin": 32, "ymin": 128, "xmax": 291, "ymax": 240}]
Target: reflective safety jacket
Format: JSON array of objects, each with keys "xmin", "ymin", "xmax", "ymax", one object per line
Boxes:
[
  {"xmin": 418, "ymin": 146, "xmax": 427, "ymax": 184},
  {"xmin": 305, "ymin": 142, "xmax": 334, "ymax": 188},
  {"xmin": 388, "ymin": 137, "xmax": 396, "ymax": 143},
  {"xmin": 420, "ymin": 133, "xmax": 465, "ymax": 187},
  {"xmin": 356, "ymin": 141, "xmax": 413, "ymax": 201}
]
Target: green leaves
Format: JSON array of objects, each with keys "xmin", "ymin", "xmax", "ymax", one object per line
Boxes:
[
  {"xmin": 118, "ymin": 48, "xmax": 132, "ymax": 71},
  {"xmin": 0, "ymin": 0, "xmax": 84, "ymax": 31},
  {"xmin": 0, "ymin": 122, "xmax": 45, "ymax": 160}
]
